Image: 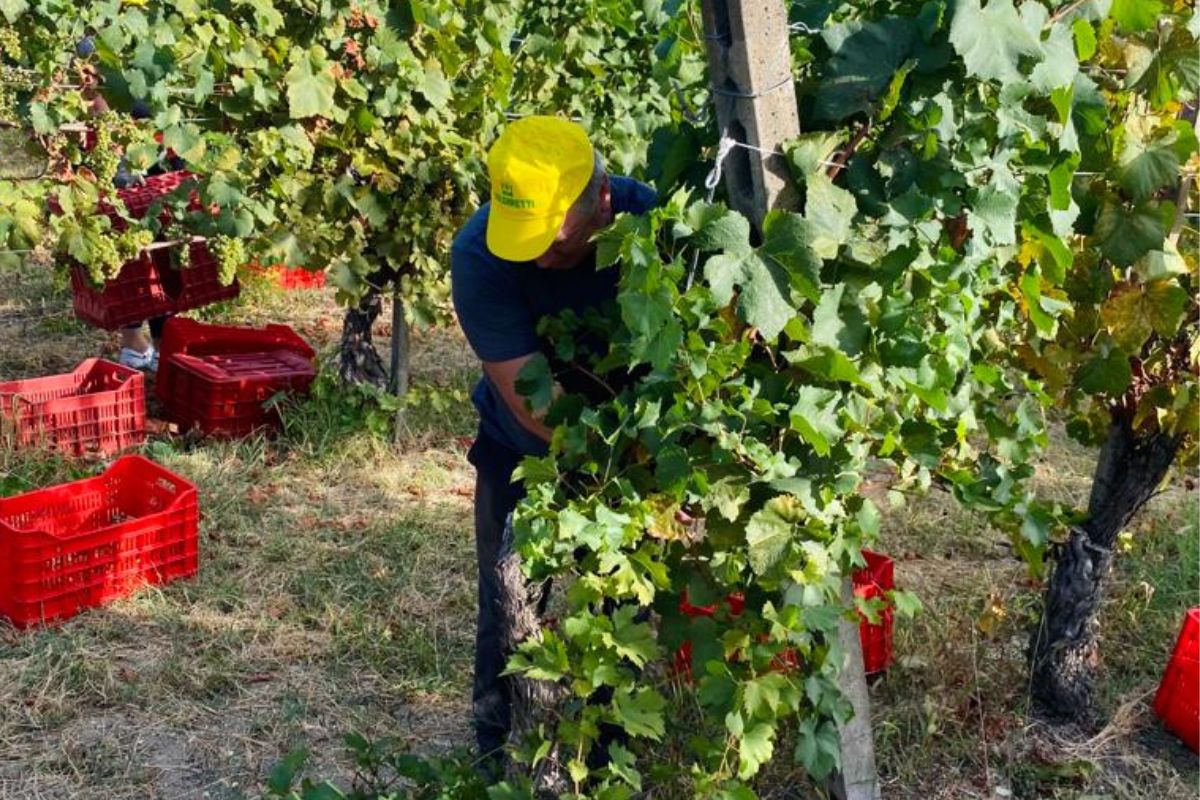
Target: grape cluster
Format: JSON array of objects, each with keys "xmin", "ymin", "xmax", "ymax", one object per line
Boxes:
[
  {"xmin": 0, "ymin": 27, "xmax": 22, "ymax": 61},
  {"xmin": 84, "ymin": 236, "xmax": 121, "ymax": 284},
  {"xmin": 116, "ymin": 228, "xmax": 153, "ymax": 261},
  {"xmin": 89, "ymin": 116, "xmax": 119, "ymax": 185},
  {"xmin": 108, "ymin": 112, "xmax": 142, "ymax": 148},
  {"xmin": 168, "ymin": 230, "xmax": 191, "ymax": 270},
  {"xmin": 83, "ymin": 229, "xmax": 153, "ymax": 285},
  {"xmin": 209, "ymin": 235, "xmax": 245, "ymax": 286},
  {"xmin": 0, "ymin": 86, "xmax": 14, "ymax": 122}
]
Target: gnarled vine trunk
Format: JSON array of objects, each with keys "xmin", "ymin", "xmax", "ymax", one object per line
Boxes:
[
  {"xmin": 338, "ymin": 264, "xmax": 408, "ymax": 393},
  {"xmin": 339, "ymin": 284, "xmax": 388, "ymax": 388},
  {"xmin": 1030, "ymin": 414, "xmax": 1180, "ymax": 720}
]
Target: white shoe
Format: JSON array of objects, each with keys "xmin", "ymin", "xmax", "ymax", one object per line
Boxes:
[{"xmin": 118, "ymin": 345, "xmax": 158, "ymax": 373}]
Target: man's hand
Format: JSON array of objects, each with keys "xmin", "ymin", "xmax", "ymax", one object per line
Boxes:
[{"xmin": 483, "ymin": 354, "xmax": 559, "ymax": 444}]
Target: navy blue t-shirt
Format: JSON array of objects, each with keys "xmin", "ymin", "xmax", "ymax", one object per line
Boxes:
[{"xmin": 451, "ymin": 176, "xmax": 657, "ymax": 457}]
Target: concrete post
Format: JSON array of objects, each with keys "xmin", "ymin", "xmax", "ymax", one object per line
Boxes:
[
  {"xmin": 699, "ymin": 5, "xmax": 880, "ymax": 797},
  {"xmin": 699, "ymin": 0, "xmax": 802, "ymax": 226}
]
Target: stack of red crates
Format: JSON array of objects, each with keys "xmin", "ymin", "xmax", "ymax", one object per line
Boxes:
[
  {"xmin": 156, "ymin": 318, "xmax": 317, "ymax": 437},
  {"xmin": 673, "ymin": 549, "xmax": 896, "ymax": 680},
  {"xmin": 70, "ymin": 251, "xmax": 175, "ymax": 329},
  {"xmin": 1154, "ymin": 608, "xmax": 1200, "ymax": 752},
  {"xmin": 0, "ymin": 359, "xmax": 145, "ymax": 457},
  {"xmin": 60, "ymin": 172, "xmax": 240, "ymax": 329},
  {"xmin": 0, "ymin": 455, "xmax": 199, "ymax": 628},
  {"xmin": 260, "ymin": 264, "xmax": 327, "ymax": 290},
  {"xmin": 273, "ymin": 266, "xmax": 326, "ymax": 290}
]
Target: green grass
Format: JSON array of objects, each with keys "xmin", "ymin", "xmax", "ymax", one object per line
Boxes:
[{"xmin": 1, "ymin": 255, "xmax": 1197, "ymax": 799}]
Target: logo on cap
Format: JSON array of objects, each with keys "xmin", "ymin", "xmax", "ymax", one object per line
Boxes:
[{"xmin": 496, "ymin": 182, "xmax": 535, "ymax": 210}]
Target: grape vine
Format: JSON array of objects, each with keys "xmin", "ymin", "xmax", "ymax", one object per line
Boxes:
[
  {"xmin": 1, "ymin": 0, "xmax": 1196, "ymax": 795},
  {"xmin": 497, "ymin": 0, "xmax": 1199, "ymax": 794}
]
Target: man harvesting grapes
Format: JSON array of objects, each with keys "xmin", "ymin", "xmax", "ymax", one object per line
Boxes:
[{"xmin": 451, "ymin": 116, "xmax": 656, "ymax": 769}]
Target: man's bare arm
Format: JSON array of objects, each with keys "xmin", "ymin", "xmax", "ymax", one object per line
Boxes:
[{"xmin": 483, "ymin": 355, "xmax": 558, "ymax": 443}]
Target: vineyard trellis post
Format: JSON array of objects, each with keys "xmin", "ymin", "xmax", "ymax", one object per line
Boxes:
[
  {"xmin": 698, "ymin": 0, "xmax": 801, "ymax": 227},
  {"xmin": 697, "ymin": 2, "xmax": 878, "ymax": 797}
]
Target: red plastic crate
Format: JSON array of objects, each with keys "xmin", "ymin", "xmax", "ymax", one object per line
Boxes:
[
  {"xmin": 273, "ymin": 264, "xmax": 327, "ymax": 290},
  {"xmin": 277, "ymin": 266, "xmax": 326, "ymax": 290},
  {"xmin": 70, "ymin": 253, "xmax": 175, "ymax": 330},
  {"xmin": 0, "ymin": 455, "xmax": 199, "ymax": 628},
  {"xmin": 68, "ymin": 243, "xmax": 239, "ymax": 330},
  {"xmin": 673, "ymin": 550, "xmax": 896, "ymax": 679},
  {"xmin": 245, "ymin": 263, "xmax": 327, "ymax": 290},
  {"xmin": 1154, "ymin": 608, "xmax": 1200, "ymax": 752},
  {"xmin": 0, "ymin": 359, "xmax": 145, "ymax": 457},
  {"xmin": 96, "ymin": 171, "xmax": 201, "ymax": 232},
  {"xmin": 853, "ymin": 549, "xmax": 895, "ymax": 675},
  {"xmin": 163, "ymin": 350, "xmax": 317, "ymax": 436},
  {"xmin": 156, "ymin": 317, "xmax": 316, "ymax": 406},
  {"xmin": 160, "ymin": 242, "xmax": 240, "ymax": 313}
]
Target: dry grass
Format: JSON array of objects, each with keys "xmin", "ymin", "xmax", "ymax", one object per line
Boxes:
[{"xmin": 1, "ymin": 256, "xmax": 1197, "ymax": 799}]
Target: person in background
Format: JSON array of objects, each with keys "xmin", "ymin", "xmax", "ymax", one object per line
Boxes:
[{"xmin": 114, "ymin": 101, "xmax": 185, "ymax": 372}]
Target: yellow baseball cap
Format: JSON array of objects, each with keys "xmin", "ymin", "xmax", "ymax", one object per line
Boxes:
[{"xmin": 486, "ymin": 116, "xmax": 595, "ymax": 262}]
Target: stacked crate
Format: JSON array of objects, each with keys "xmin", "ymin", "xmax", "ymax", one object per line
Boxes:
[
  {"xmin": 156, "ymin": 318, "xmax": 317, "ymax": 437},
  {"xmin": 59, "ymin": 172, "xmax": 240, "ymax": 329}
]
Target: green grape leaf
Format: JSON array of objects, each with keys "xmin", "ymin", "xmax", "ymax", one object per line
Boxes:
[
  {"xmin": 795, "ymin": 717, "xmax": 841, "ymax": 780},
  {"xmin": 805, "ymin": 173, "xmax": 857, "ymax": 260},
  {"xmin": 606, "ymin": 743, "xmax": 642, "ymax": 791},
  {"xmin": 704, "ymin": 250, "xmax": 794, "ymax": 341},
  {"xmin": 1076, "ymin": 347, "xmax": 1133, "ymax": 395},
  {"xmin": 746, "ymin": 496, "xmax": 805, "ymax": 575},
  {"xmin": 787, "ymin": 132, "xmax": 843, "ymax": 179},
  {"xmin": 1048, "ymin": 154, "xmax": 1079, "ymax": 210},
  {"xmin": 1030, "ymin": 22, "xmax": 1078, "ymax": 93},
  {"xmin": 688, "ymin": 204, "xmax": 752, "ymax": 254},
  {"xmin": 1091, "ymin": 198, "xmax": 1172, "ymax": 267},
  {"xmin": 1136, "ymin": 242, "xmax": 1189, "ymax": 281},
  {"xmin": 620, "ymin": 288, "xmax": 683, "ymax": 371},
  {"xmin": 419, "ymin": 65, "xmax": 452, "ymax": 108},
  {"xmin": 968, "ymin": 183, "xmax": 1018, "ymax": 246},
  {"xmin": 950, "ymin": 0, "xmax": 1040, "ymax": 84},
  {"xmin": 811, "ymin": 285, "xmax": 867, "ymax": 356},
  {"xmin": 0, "ymin": 0, "xmax": 27, "ymax": 23},
  {"xmin": 1116, "ymin": 121, "xmax": 1195, "ymax": 201},
  {"xmin": 814, "ymin": 16, "xmax": 916, "ymax": 121},
  {"xmin": 707, "ymin": 477, "xmax": 751, "ymax": 522},
  {"xmin": 514, "ymin": 353, "xmax": 554, "ymax": 411},
  {"xmin": 605, "ymin": 606, "xmax": 660, "ymax": 668},
  {"xmin": 1110, "ymin": 0, "xmax": 1163, "ymax": 32},
  {"xmin": 286, "ymin": 48, "xmax": 337, "ymax": 119},
  {"xmin": 612, "ymin": 688, "xmax": 666, "ymax": 740},
  {"xmin": 737, "ymin": 722, "xmax": 775, "ymax": 780},
  {"xmin": 760, "ymin": 210, "xmax": 822, "ymax": 303},
  {"xmin": 1072, "ymin": 19, "xmax": 1097, "ymax": 60},
  {"xmin": 789, "ymin": 385, "xmax": 843, "ymax": 456}
]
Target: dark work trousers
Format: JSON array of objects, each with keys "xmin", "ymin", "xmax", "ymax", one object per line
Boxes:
[
  {"xmin": 467, "ymin": 431, "xmax": 527, "ymax": 757},
  {"xmin": 120, "ymin": 315, "xmax": 170, "ymax": 339},
  {"xmin": 467, "ymin": 430, "xmax": 632, "ymax": 767}
]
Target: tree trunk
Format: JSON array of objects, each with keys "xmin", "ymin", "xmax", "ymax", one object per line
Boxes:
[
  {"xmin": 338, "ymin": 268, "xmax": 392, "ymax": 389},
  {"xmin": 1030, "ymin": 414, "xmax": 1180, "ymax": 720}
]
